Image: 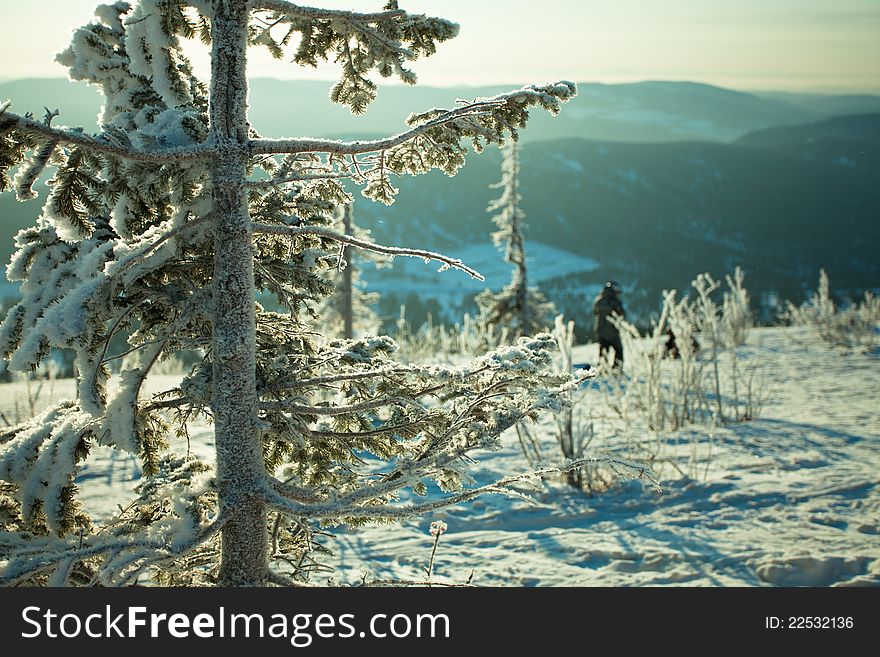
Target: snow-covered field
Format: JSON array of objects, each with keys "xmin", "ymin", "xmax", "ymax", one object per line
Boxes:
[
  {"xmin": 363, "ymin": 241, "xmax": 600, "ymax": 318},
  {"xmin": 320, "ymin": 327, "xmax": 880, "ymax": 586},
  {"xmin": 2, "ymin": 326, "xmax": 877, "ymax": 586}
]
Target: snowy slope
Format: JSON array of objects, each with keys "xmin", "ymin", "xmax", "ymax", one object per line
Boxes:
[
  {"xmin": 322, "ymin": 327, "xmax": 880, "ymax": 587},
  {"xmin": 363, "ymin": 241, "xmax": 599, "ymax": 319},
  {"xmin": 1, "ymin": 327, "xmax": 877, "ymax": 586}
]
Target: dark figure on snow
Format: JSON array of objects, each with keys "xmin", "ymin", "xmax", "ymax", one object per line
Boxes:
[
  {"xmin": 663, "ymin": 327, "xmax": 699, "ymax": 359},
  {"xmin": 593, "ymin": 280, "xmax": 625, "ymax": 368}
]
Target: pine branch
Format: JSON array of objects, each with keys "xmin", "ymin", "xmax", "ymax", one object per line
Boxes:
[
  {"xmin": 4, "ymin": 112, "xmax": 214, "ymax": 163},
  {"xmin": 245, "ymin": 172, "xmax": 350, "ymax": 188},
  {"xmin": 264, "ymin": 569, "xmax": 313, "ymax": 587},
  {"xmin": 249, "ymin": 98, "xmax": 508, "ymax": 156},
  {"xmin": 251, "ymin": 1, "xmax": 407, "ymax": 23},
  {"xmin": 314, "ymin": 449, "xmax": 469, "ymax": 511},
  {"xmin": 14, "ymin": 139, "xmax": 58, "ymax": 200},
  {"xmin": 258, "ymin": 394, "xmax": 424, "ymax": 415},
  {"xmin": 265, "ymin": 476, "xmax": 323, "ymax": 504},
  {"xmin": 107, "ymin": 216, "xmax": 213, "ymax": 283},
  {"xmin": 97, "ymin": 301, "xmax": 147, "ymax": 367},
  {"xmin": 261, "ymin": 480, "xmax": 539, "ymax": 521},
  {"xmin": 101, "ymin": 339, "xmax": 167, "ymax": 365},
  {"xmin": 306, "ymin": 416, "xmax": 430, "ymax": 441},
  {"xmin": 272, "ymin": 367, "xmax": 414, "ymax": 389},
  {"xmin": 251, "ymin": 82, "xmax": 577, "ymax": 155},
  {"xmin": 143, "ymin": 396, "xmax": 192, "ymax": 412},
  {"xmin": 260, "ymin": 457, "xmax": 653, "ymax": 522},
  {"xmin": 0, "ymin": 517, "xmax": 224, "ymax": 587},
  {"xmin": 252, "ymin": 222, "xmax": 484, "ymax": 280},
  {"xmin": 420, "ymin": 380, "xmax": 532, "ymax": 455},
  {"xmin": 260, "ymin": 363, "xmax": 481, "ymax": 393},
  {"xmin": 403, "ymin": 365, "xmax": 492, "ymax": 400}
]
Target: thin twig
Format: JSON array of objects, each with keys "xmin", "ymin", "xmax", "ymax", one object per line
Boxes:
[
  {"xmin": 4, "ymin": 111, "xmax": 214, "ymax": 162},
  {"xmin": 252, "ymin": 222, "xmax": 484, "ymax": 281}
]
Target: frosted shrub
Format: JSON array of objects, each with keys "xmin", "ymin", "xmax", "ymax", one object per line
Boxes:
[
  {"xmin": 395, "ymin": 309, "xmax": 508, "ymax": 363},
  {"xmin": 722, "ymin": 267, "xmax": 753, "ymax": 347},
  {"xmin": 514, "ymin": 316, "xmax": 651, "ymax": 494},
  {"xmin": 516, "ymin": 316, "xmax": 595, "ymax": 489},
  {"xmin": 692, "ymin": 272, "xmax": 726, "ymax": 422},
  {"xmin": 599, "ymin": 268, "xmax": 765, "ymax": 472},
  {"xmin": 783, "ymin": 269, "xmax": 879, "ymax": 351},
  {"xmin": 606, "ymin": 291, "xmax": 702, "ymax": 434},
  {"xmin": 689, "ymin": 270, "xmax": 763, "ymax": 424}
]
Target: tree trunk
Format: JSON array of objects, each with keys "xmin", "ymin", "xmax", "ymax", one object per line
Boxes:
[
  {"xmin": 341, "ymin": 204, "xmax": 354, "ymax": 340},
  {"xmin": 516, "ymin": 255, "xmax": 529, "ymax": 336},
  {"xmin": 210, "ymin": 0, "xmax": 267, "ymax": 586}
]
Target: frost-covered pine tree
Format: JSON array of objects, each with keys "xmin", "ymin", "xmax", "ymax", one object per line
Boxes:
[
  {"xmin": 0, "ymin": 0, "xmax": 577, "ymax": 586},
  {"xmin": 318, "ymin": 202, "xmax": 382, "ymax": 339},
  {"xmin": 476, "ymin": 141, "xmax": 555, "ymax": 337}
]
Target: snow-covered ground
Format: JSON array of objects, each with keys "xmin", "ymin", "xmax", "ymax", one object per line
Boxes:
[
  {"xmin": 363, "ymin": 241, "xmax": 600, "ymax": 318},
  {"xmin": 2, "ymin": 326, "xmax": 877, "ymax": 586},
  {"xmin": 324, "ymin": 326, "xmax": 880, "ymax": 587}
]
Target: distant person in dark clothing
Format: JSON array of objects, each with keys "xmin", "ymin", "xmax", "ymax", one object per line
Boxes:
[
  {"xmin": 593, "ymin": 281, "xmax": 625, "ymax": 368},
  {"xmin": 663, "ymin": 327, "xmax": 699, "ymax": 359}
]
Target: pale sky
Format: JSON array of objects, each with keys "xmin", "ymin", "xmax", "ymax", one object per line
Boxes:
[{"xmin": 1, "ymin": 0, "xmax": 878, "ymax": 92}]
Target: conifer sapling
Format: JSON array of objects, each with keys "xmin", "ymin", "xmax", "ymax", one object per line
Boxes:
[
  {"xmin": 476, "ymin": 141, "xmax": 556, "ymax": 337},
  {"xmin": 0, "ymin": 0, "xmax": 581, "ymax": 586}
]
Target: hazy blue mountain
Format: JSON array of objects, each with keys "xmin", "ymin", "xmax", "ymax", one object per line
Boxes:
[
  {"xmin": 1, "ymin": 77, "xmax": 850, "ymax": 144},
  {"xmin": 566, "ymin": 81, "xmax": 818, "ymax": 142},
  {"xmin": 1, "ymin": 79, "xmax": 876, "ymax": 334},
  {"xmin": 757, "ymin": 91, "xmax": 880, "ymax": 118},
  {"xmin": 736, "ymin": 113, "xmax": 880, "ymax": 166},
  {"xmin": 248, "ymin": 79, "xmax": 827, "ymax": 144},
  {"xmin": 0, "ymin": 78, "xmax": 104, "ymax": 129},
  {"xmin": 356, "ymin": 114, "xmax": 879, "ymax": 331}
]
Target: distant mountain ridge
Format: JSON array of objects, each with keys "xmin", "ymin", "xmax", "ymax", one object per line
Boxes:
[
  {"xmin": 357, "ymin": 113, "xmax": 879, "ymax": 328},
  {"xmin": 757, "ymin": 91, "xmax": 880, "ymax": 118},
  {"xmin": 3, "ymin": 77, "xmax": 879, "ymax": 144},
  {"xmin": 0, "ymin": 78, "xmax": 877, "ymax": 333}
]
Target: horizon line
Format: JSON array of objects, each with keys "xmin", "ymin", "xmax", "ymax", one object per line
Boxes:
[{"xmin": 0, "ymin": 76, "xmax": 878, "ymax": 97}]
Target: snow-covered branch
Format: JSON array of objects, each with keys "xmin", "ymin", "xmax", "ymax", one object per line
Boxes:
[
  {"xmin": 245, "ymin": 172, "xmax": 350, "ymax": 188},
  {"xmin": 305, "ymin": 417, "xmax": 430, "ymax": 441},
  {"xmin": 264, "ymin": 569, "xmax": 314, "ymax": 587},
  {"xmin": 143, "ymin": 396, "xmax": 192, "ymax": 412},
  {"xmin": 4, "ymin": 111, "xmax": 214, "ymax": 163},
  {"xmin": 265, "ymin": 477, "xmax": 323, "ymax": 504},
  {"xmin": 420, "ymin": 381, "xmax": 533, "ymax": 454},
  {"xmin": 250, "ymin": 82, "xmax": 574, "ymax": 157},
  {"xmin": 259, "ymin": 394, "xmax": 423, "ymax": 415},
  {"xmin": 261, "ymin": 480, "xmax": 537, "ymax": 521},
  {"xmin": 259, "ymin": 458, "xmax": 647, "ymax": 521},
  {"xmin": 250, "ymin": 1, "xmax": 406, "ymax": 23},
  {"xmin": 106, "ymin": 216, "xmax": 213, "ymax": 284},
  {"xmin": 0, "ymin": 518, "xmax": 224, "ymax": 587},
  {"xmin": 248, "ymin": 83, "xmax": 575, "ymax": 203},
  {"xmin": 261, "ymin": 361, "xmax": 487, "ymax": 393},
  {"xmin": 260, "ymin": 366, "xmax": 422, "ymax": 395},
  {"xmin": 249, "ymin": 97, "xmax": 509, "ymax": 156},
  {"xmin": 252, "ymin": 222, "xmax": 484, "ymax": 280},
  {"xmin": 246, "ymin": 0, "xmax": 460, "ymax": 114}
]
